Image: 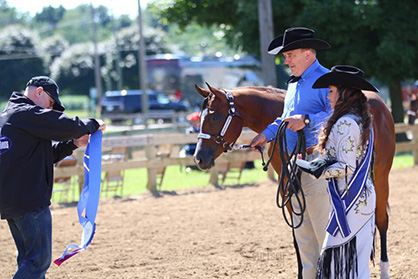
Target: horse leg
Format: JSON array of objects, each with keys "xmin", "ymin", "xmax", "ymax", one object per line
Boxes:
[{"xmin": 374, "ymin": 169, "xmax": 390, "ymax": 278}]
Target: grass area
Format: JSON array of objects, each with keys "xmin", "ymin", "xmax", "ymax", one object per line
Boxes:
[
  {"xmin": 51, "ymin": 160, "xmax": 270, "ymax": 203},
  {"xmin": 118, "ymin": 152, "xmax": 415, "ymax": 197},
  {"xmin": 2, "ymin": 99, "xmax": 414, "ymax": 202},
  {"xmin": 52, "ymin": 152, "xmax": 415, "ymax": 204},
  {"xmin": 47, "ymin": 106, "xmax": 416, "ymax": 202},
  {"xmin": 392, "ymin": 152, "xmax": 414, "ymax": 169},
  {"xmin": 64, "ymin": 109, "xmax": 91, "ymax": 119},
  {"xmin": 123, "ymin": 161, "xmax": 269, "ymax": 195}
]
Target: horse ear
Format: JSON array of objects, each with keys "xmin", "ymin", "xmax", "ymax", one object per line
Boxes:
[
  {"xmin": 195, "ymin": 84, "xmax": 209, "ymax": 98},
  {"xmin": 206, "ymin": 82, "xmax": 226, "ymax": 101}
]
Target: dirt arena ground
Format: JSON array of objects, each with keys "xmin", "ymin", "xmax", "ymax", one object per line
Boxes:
[{"xmin": 1, "ymin": 167, "xmax": 417, "ymax": 279}]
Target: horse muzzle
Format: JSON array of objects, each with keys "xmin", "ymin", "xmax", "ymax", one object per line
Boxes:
[{"xmin": 193, "ymin": 151, "xmax": 215, "ymax": 170}]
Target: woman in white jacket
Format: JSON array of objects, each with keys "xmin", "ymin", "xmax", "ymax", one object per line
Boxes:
[{"xmin": 297, "ymin": 65, "xmax": 378, "ymax": 278}]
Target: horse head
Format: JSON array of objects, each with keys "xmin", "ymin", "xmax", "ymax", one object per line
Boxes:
[{"xmin": 193, "ymin": 83, "xmax": 244, "ymax": 170}]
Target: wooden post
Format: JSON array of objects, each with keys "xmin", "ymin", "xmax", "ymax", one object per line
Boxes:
[
  {"xmin": 258, "ymin": 0, "xmax": 277, "ymax": 87},
  {"xmin": 268, "ymin": 167, "xmax": 276, "ymax": 181},
  {"xmin": 137, "ymin": 0, "xmax": 149, "ymax": 118},
  {"xmin": 90, "ymin": 4, "xmax": 103, "ymax": 117},
  {"xmin": 209, "ymin": 165, "xmax": 219, "ymax": 187},
  {"xmin": 145, "ymin": 142, "xmax": 157, "ymax": 192},
  {"xmin": 413, "ymin": 127, "xmax": 418, "ymax": 165},
  {"xmin": 72, "ymin": 148, "xmax": 86, "ymax": 196}
]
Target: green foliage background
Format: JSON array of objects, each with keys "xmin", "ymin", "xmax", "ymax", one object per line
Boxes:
[
  {"xmin": 0, "ymin": 1, "xmax": 240, "ymax": 99},
  {"xmin": 150, "ymin": 0, "xmax": 418, "ymax": 125},
  {"xmin": 0, "ymin": 0, "xmax": 417, "ymax": 126}
]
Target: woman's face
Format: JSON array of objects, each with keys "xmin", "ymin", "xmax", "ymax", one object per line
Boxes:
[{"xmin": 328, "ymin": 85, "xmax": 340, "ymax": 109}]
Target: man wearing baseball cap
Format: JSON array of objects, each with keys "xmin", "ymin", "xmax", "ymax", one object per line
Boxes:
[
  {"xmin": 26, "ymin": 76, "xmax": 65, "ymax": 111},
  {"xmin": 0, "ymin": 76, "xmax": 105, "ymax": 278}
]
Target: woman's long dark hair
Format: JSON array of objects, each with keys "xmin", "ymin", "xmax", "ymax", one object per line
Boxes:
[{"xmin": 317, "ymin": 87, "xmax": 371, "ymax": 152}]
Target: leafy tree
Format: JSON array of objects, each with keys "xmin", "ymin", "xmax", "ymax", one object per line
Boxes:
[
  {"xmin": 32, "ymin": 5, "xmax": 66, "ymax": 37},
  {"xmin": 0, "ymin": 0, "xmax": 27, "ymax": 28},
  {"xmin": 49, "ymin": 42, "xmax": 98, "ymax": 95},
  {"xmin": 104, "ymin": 25, "xmax": 171, "ymax": 90},
  {"xmin": 148, "ymin": 0, "xmax": 277, "ymax": 55},
  {"xmin": 40, "ymin": 35, "xmax": 69, "ymax": 65},
  {"xmin": 0, "ymin": 25, "xmax": 45, "ymax": 99},
  {"xmin": 115, "ymin": 14, "xmax": 132, "ymax": 30},
  {"xmin": 150, "ymin": 0, "xmax": 418, "ymax": 129},
  {"xmin": 295, "ymin": 0, "xmax": 418, "ymax": 138},
  {"xmin": 160, "ymin": 23, "xmax": 240, "ymax": 57},
  {"xmin": 50, "ymin": 25, "xmax": 171, "ymax": 94},
  {"xmin": 53, "ymin": 4, "xmax": 113, "ymax": 45}
]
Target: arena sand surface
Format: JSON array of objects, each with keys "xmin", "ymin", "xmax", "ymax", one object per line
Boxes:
[{"xmin": 1, "ymin": 167, "xmax": 417, "ymax": 279}]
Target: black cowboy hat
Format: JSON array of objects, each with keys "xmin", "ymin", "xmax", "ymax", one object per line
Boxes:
[
  {"xmin": 312, "ymin": 65, "xmax": 379, "ymax": 92},
  {"xmin": 268, "ymin": 27, "xmax": 331, "ymax": 55}
]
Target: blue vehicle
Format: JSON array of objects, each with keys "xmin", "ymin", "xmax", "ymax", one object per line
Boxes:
[
  {"xmin": 101, "ymin": 90, "xmax": 189, "ymax": 124},
  {"xmin": 101, "ymin": 89, "xmax": 189, "ymax": 114}
]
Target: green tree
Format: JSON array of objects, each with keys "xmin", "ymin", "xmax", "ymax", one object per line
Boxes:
[
  {"xmin": 162, "ymin": 23, "xmax": 240, "ymax": 57},
  {"xmin": 150, "ymin": 0, "xmax": 418, "ymax": 129},
  {"xmin": 149, "ymin": 0, "xmax": 261, "ymax": 54},
  {"xmin": 32, "ymin": 5, "xmax": 66, "ymax": 37},
  {"xmin": 40, "ymin": 35, "xmax": 69, "ymax": 65},
  {"xmin": 53, "ymin": 4, "xmax": 113, "ymax": 45},
  {"xmin": 49, "ymin": 42, "xmax": 98, "ymax": 95},
  {"xmin": 0, "ymin": 0, "xmax": 27, "ymax": 28},
  {"xmin": 50, "ymin": 25, "xmax": 171, "ymax": 95},
  {"xmin": 0, "ymin": 25, "xmax": 45, "ymax": 99},
  {"xmin": 103, "ymin": 25, "xmax": 171, "ymax": 90},
  {"xmin": 296, "ymin": 0, "xmax": 418, "ymax": 139}
]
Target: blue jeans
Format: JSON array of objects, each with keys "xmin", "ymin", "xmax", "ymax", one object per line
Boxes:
[{"xmin": 7, "ymin": 206, "xmax": 52, "ymax": 279}]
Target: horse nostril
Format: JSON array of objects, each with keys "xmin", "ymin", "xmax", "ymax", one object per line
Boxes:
[{"xmin": 194, "ymin": 154, "xmax": 202, "ymax": 165}]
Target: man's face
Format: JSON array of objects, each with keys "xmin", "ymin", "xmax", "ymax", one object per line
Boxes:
[
  {"xmin": 282, "ymin": 49, "xmax": 312, "ymax": 77},
  {"xmin": 34, "ymin": 87, "xmax": 55, "ymax": 109}
]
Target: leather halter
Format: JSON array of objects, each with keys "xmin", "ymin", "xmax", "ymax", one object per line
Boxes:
[{"xmin": 197, "ymin": 90, "xmax": 242, "ymax": 152}]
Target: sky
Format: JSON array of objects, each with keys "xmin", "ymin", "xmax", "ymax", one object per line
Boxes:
[{"xmin": 7, "ymin": 0, "xmax": 150, "ymax": 18}]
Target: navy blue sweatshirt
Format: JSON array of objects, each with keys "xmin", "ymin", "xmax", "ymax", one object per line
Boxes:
[{"xmin": 0, "ymin": 92, "xmax": 99, "ymax": 219}]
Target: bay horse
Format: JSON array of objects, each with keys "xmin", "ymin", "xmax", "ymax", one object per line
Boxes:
[{"xmin": 193, "ymin": 83, "xmax": 395, "ymax": 276}]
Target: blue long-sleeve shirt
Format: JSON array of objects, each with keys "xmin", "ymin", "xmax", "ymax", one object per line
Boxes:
[{"xmin": 262, "ymin": 60, "xmax": 331, "ymax": 150}]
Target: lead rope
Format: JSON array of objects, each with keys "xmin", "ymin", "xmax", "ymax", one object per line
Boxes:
[
  {"xmin": 233, "ymin": 122, "xmax": 307, "ymax": 228},
  {"xmin": 262, "ymin": 121, "xmax": 307, "ymax": 229}
]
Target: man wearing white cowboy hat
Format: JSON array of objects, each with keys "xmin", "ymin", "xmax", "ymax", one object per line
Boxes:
[{"xmin": 251, "ymin": 27, "xmax": 332, "ymax": 278}]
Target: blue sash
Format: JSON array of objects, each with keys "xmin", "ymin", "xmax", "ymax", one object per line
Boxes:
[
  {"xmin": 325, "ymin": 129, "xmax": 373, "ymax": 238},
  {"xmin": 54, "ymin": 131, "xmax": 102, "ymax": 266}
]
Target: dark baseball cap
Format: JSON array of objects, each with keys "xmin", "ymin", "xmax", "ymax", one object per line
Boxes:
[{"xmin": 26, "ymin": 76, "xmax": 65, "ymax": 111}]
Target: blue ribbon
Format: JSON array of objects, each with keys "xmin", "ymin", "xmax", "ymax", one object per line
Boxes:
[
  {"xmin": 325, "ymin": 129, "xmax": 374, "ymax": 238},
  {"xmin": 54, "ymin": 131, "xmax": 102, "ymax": 266}
]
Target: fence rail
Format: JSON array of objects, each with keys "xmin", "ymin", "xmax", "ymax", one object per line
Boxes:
[{"xmin": 54, "ymin": 124, "xmax": 418, "ymax": 193}]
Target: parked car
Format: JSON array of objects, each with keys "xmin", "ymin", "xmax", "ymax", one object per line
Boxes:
[{"xmin": 101, "ymin": 89, "xmax": 189, "ymax": 114}]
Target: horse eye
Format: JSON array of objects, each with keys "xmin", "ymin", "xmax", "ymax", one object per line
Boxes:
[{"xmin": 208, "ymin": 110, "xmax": 220, "ymax": 122}]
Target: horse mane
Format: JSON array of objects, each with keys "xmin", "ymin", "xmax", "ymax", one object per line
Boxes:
[{"xmin": 234, "ymin": 86, "xmax": 286, "ymax": 96}]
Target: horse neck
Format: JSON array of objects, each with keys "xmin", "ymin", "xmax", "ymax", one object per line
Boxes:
[{"xmin": 234, "ymin": 92, "xmax": 283, "ymax": 134}]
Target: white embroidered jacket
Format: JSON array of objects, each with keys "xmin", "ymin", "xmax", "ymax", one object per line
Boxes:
[{"xmin": 322, "ymin": 114, "xmax": 374, "ymax": 204}]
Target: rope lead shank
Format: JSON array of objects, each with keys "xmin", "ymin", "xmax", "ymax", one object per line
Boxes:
[{"xmin": 262, "ymin": 121, "xmax": 307, "ymax": 229}]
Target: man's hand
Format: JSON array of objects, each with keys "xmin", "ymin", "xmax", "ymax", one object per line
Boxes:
[
  {"xmin": 250, "ymin": 133, "xmax": 267, "ymax": 152},
  {"xmin": 96, "ymin": 119, "xmax": 106, "ymax": 131},
  {"xmin": 283, "ymin": 115, "xmax": 305, "ymax": 132},
  {"xmin": 73, "ymin": 134, "xmax": 90, "ymax": 147},
  {"xmin": 73, "ymin": 119, "xmax": 106, "ymax": 147}
]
